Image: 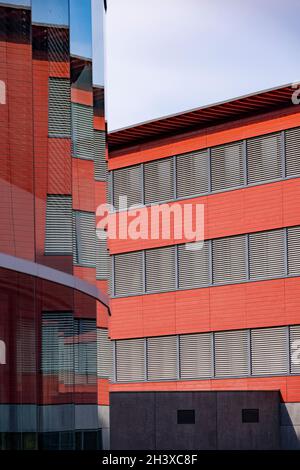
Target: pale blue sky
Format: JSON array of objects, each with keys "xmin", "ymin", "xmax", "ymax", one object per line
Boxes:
[{"xmin": 104, "ymin": 0, "xmax": 300, "ymax": 130}]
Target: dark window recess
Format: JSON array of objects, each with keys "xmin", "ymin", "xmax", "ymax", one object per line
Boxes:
[
  {"xmin": 177, "ymin": 409, "xmax": 195, "ymax": 424},
  {"xmin": 242, "ymin": 409, "xmax": 259, "ymax": 423}
]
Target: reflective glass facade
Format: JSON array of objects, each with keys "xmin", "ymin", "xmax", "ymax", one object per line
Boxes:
[{"xmin": 0, "ymin": 0, "xmax": 109, "ymax": 449}]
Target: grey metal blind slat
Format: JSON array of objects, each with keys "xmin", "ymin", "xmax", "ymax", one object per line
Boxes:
[
  {"xmin": 176, "ymin": 150, "xmax": 209, "ymax": 198},
  {"xmin": 73, "ymin": 211, "xmax": 96, "ymax": 267},
  {"xmin": 41, "ymin": 312, "xmax": 73, "ymax": 384},
  {"xmin": 147, "ymin": 336, "xmax": 177, "ymax": 381},
  {"xmin": 145, "ymin": 246, "xmax": 176, "ymax": 292},
  {"xmin": 74, "ymin": 320, "xmax": 96, "ymax": 380},
  {"xmin": 211, "ymin": 141, "xmax": 244, "ymax": 191},
  {"xmin": 113, "ymin": 165, "xmax": 142, "ymax": 209},
  {"xmin": 97, "ymin": 328, "xmax": 112, "ymax": 379},
  {"xmin": 96, "ymin": 233, "xmax": 109, "ymax": 279},
  {"xmin": 247, "ymin": 132, "xmax": 282, "ymax": 184},
  {"xmin": 251, "ymin": 326, "xmax": 288, "ymax": 376},
  {"xmin": 48, "ymin": 78, "xmax": 71, "ymax": 137},
  {"xmin": 214, "ymin": 330, "xmax": 250, "ymax": 377},
  {"xmin": 45, "ymin": 195, "xmax": 72, "ymax": 255},
  {"xmin": 212, "ymin": 235, "xmax": 247, "ymax": 284},
  {"xmin": 114, "ymin": 251, "xmax": 143, "ymax": 296},
  {"xmin": 144, "ymin": 158, "xmax": 174, "ymax": 204},
  {"xmin": 94, "ymin": 130, "xmax": 106, "ymax": 181},
  {"xmin": 290, "ymin": 325, "xmax": 300, "ymax": 375},
  {"xmin": 285, "ymin": 127, "xmax": 300, "ymax": 177},
  {"xmin": 249, "ymin": 229, "xmax": 285, "ymax": 279},
  {"xmin": 178, "ymin": 241, "xmax": 210, "ymax": 289},
  {"xmin": 71, "ymin": 103, "xmax": 94, "ymax": 160},
  {"xmin": 287, "ymin": 226, "xmax": 300, "ymax": 276},
  {"xmin": 179, "ymin": 333, "xmax": 213, "ymax": 379},
  {"xmin": 116, "ymin": 338, "xmax": 145, "ymax": 382}
]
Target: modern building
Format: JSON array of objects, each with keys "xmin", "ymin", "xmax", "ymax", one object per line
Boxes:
[
  {"xmin": 0, "ymin": 0, "xmax": 110, "ymax": 449},
  {"xmin": 107, "ymin": 84, "xmax": 300, "ymax": 450}
]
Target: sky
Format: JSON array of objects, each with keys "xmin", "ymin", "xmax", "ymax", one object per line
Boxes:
[
  {"xmin": 3, "ymin": 0, "xmax": 300, "ymax": 131},
  {"xmin": 104, "ymin": 0, "xmax": 300, "ymax": 131}
]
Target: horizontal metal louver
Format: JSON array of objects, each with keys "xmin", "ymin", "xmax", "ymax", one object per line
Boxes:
[
  {"xmin": 290, "ymin": 325, "xmax": 300, "ymax": 375},
  {"xmin": 287, "ymin": 226, "xmax": 300, "ymax": 276},
  {"xmin": 73, "ymin": 211, "xmax": 96, "ymax": 267},
  {"xmin": 71, "ymin": 103, "xmax": 94, "ymax": 160},
  {"xmin": 144, "ymin": 158, "xmax": 174, "ymax": 204},
  {"xmin": 212, "ymin": 235, "xmax": 247, "ymax": 284},
  {"xmin": 179, "ymin": 333, "xmax": 213, "ymax": 379},
  {"xmin": 97, "ymin": 328, "xmax": 112, "ymax": 379},
  {"xmin": 116, "ymin": 338, "xmax": 145, "ymax": 382},
  {"xmin": 178, "ymin": 241, "xmax": 210, "ymax": 289},
  {"xmin": 247, "ymin": 132, "xmax": 282, "ymax": 184},
  {"xmin": 285, "ymin": 127, "xmax": 300, "ymax": 177},
  {"xmin": 211, "ymin": 141, "xmax": 244, "ymax": 191},
  {"xmin": 251, "ymin": 326, "xmax": 288, "ymax": 376},
  {"xmin": 147, "ymin": 335, "xmax": 177, "ymax": 381},
  {"xmin": 145, "ymin": 246, "xmax": 176, "ymax": 292},
  {"xmin": 16, "ymin": 318, "xmax": 36, "ymax": 374},
  {"xmin": 114, "ymin": 251, "xmax": 143, "ymax": 296},
  {"xmin": 45, "ymin": 195, "xmax": 72, "ymax": 255},
  {"xmin": 96, "ymin": 232, "xmax": 109, "ymax": 279},
  {"xmin": 214, "ymin": 330, "xmax": 250, "ymax": 377},
  {"xmin": 94, "ymin": 130, "xmax": 106, "ymax": 181},
  {"xmin": 48, "ymin": 77, "xmax": 71, "ymax": 137},
  {"xmin": 113, "ymin": 165, "xmax": 142, "ymax": 210},
  {"xmin": 176, "ymin": 150, "xmax": 209, "ymax": 198},
  {"xmin": 74, "ymin": 319, "xmax": 96, "ymax": 381},
  {"xmin": 249, "ymin": 229, "xmax": 285, "ymax": 279},
  {"xmin": 41, "ymin": 312, "xmax": 74, "ymax": 386}
]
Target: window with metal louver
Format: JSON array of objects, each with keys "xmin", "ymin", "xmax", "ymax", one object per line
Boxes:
[
  {"xmin": 145, "ymin": 246, "xmax": 176, "ymax": 292},
  {"xmin": 287, "ymin": 226, "xmax": 300, "ymax": 276},
  {"xmin": 179, "ymin": 333, "xmax": 213, "ymax": 379},
  {"xmin": 74, "ymin": 319, "xmax": 96, "ymax": 384},
  {"xmin": 113, "ymin": 165, "xmax": 142, "ymax": 210},
  {"xmin": 115, "ymin": 338, "xmax": 145, "ymax": 382},
  {"xmin": 247, "ymin": 132, "xmax": 282, "ymax": 184},
  {"xmin": 73, "ymin": 211, "xmax": 96, "ymax": 267},
  {"xmin": 48, "ymin": 77, "xmax": 71, "ymax": 137},
  {"xmin": 211, "ymin": 141, "xmax": 244, "ymax": 191},
  {"xmin": 214, "ymin": 329, "xmax": 250, "ymax": 377},
  {"xmin": 251, "ymin": 326, "xmax": 289, "ymax": 376},
  {"xmin": 114, "ymin": 251, "xmax": 143, "ymax": 296},
  {"xmin": 94, "ymin": 130, "xmax": 106, "ymax": 181},
  {"xmin": 178, "ymin": 241, "xmax": 210, "ymax": 289},
  {"xmin": 176, "ymin": 150, "xmax": 209, "ymax": 198},
  {"xmin": 144, "ymin": 158, "xmax": 174, "ymax": 204},
  {"xmin": 96, "ymin": 232, "xmax": 109, "ymax": 280},
  {"xmin": 71, "ymin": 103, "xmax": 94, "ymax": 160},
  {"xmin": 45, "ymin": 195, "xmax": 72, "ymax": 255},
  {"xmin": 147, "ymin": 335, "xmax": 178, "ymax": 381},
  {"xmin": 290, "ymin": 325, "xmax": 300, "ymax": 375},
  {"xmin": 212, "ymin": 235, "xmax": 247, "ymax": 284},
  {"xmin": 249, "ymin": 229, "xmax": 286, "ymax": 280},
  {"xmin": 97, "ymin": 328, "xmax": 112, "ymax": 379},
  {"xmin": 285, "ymin": 127, "xmax": 300, "ymax": 177}
]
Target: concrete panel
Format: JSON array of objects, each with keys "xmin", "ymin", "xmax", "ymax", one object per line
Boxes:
[
  {"xmin": 217, "ymin": 391, "xmax": 280, "ymax": 450},
  {"xmin": 281, "ymin": 403, "xmax": 300, "ymax": 426},
  {"xmin": 75, "ymin": 405, "xmax": 99, "ymax": 430},
  {"xmin": 39, "ymin": 404, "xmax": 74, "ymax": 432},
  {"xmin": 110, "ymin": 392, "xmax": 155, "ymax": 450},
  {"xmin": 98, "ymin": 405, "xmax": 110, "ymax": 450},
  {"xmin": 0, "ymin": 405, "xmax": 37, "ymax": 432},
  {"xmin": 155, "ymin": 392, "xmax": 217, "ymax": 450},
  {"xmin": 281, "ymin": 425, "xmax": 300, "ymax": 450}
]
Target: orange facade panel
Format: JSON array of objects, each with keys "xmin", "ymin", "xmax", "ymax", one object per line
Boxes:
[{"xmin": 110, "ymin": 276, "xmax": 300, "ymax": 339}]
